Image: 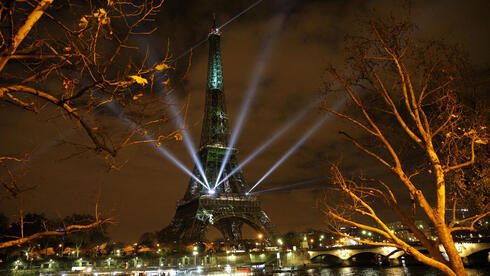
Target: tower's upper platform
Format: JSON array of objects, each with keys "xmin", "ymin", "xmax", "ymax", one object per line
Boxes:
[
  {"xmin": 209, "ymin": 26, "xmax": 222, "ymax": 37},
  {"xmin": 206, "ymin": 23, "xmax": 223, "ymax": 91},
  {"xmin": 200, "ymin": 20, "xmax": 228, "ymax": 148},
  {"xmin": 185, "ymin": 20, "xmax": 249, "ymax": 198}
]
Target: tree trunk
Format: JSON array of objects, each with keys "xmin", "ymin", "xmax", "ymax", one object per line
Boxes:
[{"xmin": 435, "ymin": 221, "xmax": 467, "ymax": 275}]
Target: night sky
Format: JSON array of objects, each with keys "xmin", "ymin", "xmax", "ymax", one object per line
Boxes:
[{"xmin": 1, "ymin": 0, "xmax": 489, "ymax": 242}]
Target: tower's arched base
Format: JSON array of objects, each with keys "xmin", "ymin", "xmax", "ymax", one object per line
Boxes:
[{"xmin": 158, "ymin": 194, "xmax": 278, "ymax": 244}]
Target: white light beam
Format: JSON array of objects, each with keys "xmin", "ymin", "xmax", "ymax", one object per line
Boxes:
[{"xmin": 214, "ymin": 100, "xmax": 316, "ymax": 189}]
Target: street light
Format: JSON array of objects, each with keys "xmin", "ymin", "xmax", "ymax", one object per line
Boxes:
[
  {"xmin": 225, "ymin": 264, "xmax": 232, "ymax": 273},
  {"xmin": 257, "ymin": 233, "xmax": 264, "ymax": 251},
  {"xmin": 193, "ymin": 247, "xmax": 198, "ymax": 266}
]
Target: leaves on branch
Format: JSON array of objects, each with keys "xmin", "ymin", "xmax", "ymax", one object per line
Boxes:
[{"xmin": 129, "ymin": 75, "xmax": 148, "ymax": 86}]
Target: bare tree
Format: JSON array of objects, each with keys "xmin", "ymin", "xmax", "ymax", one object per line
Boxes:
[
  {"xmin": 320, "ymin": 16, "xmax": 488, "ymax": 276},
  {"xmin": 0, "ymin": 0, "xmax": 185, "ymax": 248}
]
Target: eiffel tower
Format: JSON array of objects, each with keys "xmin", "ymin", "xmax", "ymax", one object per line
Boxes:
[{"xmin": 159, "ymin": 20, "xmax": 277, "ymax": 244}]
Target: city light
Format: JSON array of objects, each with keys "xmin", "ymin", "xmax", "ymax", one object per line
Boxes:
[{"xmin": 225, "ymin": 264, "xmax": 232, "ymax": 273}]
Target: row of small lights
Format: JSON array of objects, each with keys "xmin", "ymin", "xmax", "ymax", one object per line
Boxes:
[{"xmin": 20, "ymin": 224, "xmax": 478, "ymax": 267}]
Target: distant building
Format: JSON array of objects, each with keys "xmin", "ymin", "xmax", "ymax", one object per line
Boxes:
[
  {"xmin": 282, "ymin": 230, "xmax": 337, "ymax": 249},
  {"xmin": 445, "ymin": 208, "xmax": 470, "ymax": 221},
  {"xmin": 386, "ymin": 221, "xmax": 434, "ymax": 242}
]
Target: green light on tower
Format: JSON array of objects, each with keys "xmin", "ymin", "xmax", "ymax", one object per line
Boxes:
[{"xmin": 207, "ymin": 31, "xmax": 223, "ymax": 91}]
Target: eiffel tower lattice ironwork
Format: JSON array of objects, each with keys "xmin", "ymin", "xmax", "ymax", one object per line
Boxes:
[{"xmin": 159, "ymin": 21, "xmax": 277, "ymax": 244}]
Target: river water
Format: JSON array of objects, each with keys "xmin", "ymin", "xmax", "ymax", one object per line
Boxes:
[{"xmin": 269, "ymin": 266, "xmax": 488, "ymax": 276}]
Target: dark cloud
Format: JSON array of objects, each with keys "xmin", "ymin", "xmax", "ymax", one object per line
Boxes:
[{"xmin": 1, "ymin": 0, "xmax": 489, "ymax": 242}]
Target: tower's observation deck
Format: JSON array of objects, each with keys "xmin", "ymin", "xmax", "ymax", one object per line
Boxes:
[{"xmin": 177, "ymin": 194, "xmax": 259, "ymax": 208}]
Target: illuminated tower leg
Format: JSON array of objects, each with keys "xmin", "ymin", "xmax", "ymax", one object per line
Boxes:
[{"xmin": 215, "ymin": 219, "xmax": 243, "ymax": 243}]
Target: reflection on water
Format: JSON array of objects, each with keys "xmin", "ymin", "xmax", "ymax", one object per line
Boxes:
[{"xmin": 269, "ymin": 266, "xmax": 488, "ymax": 276}]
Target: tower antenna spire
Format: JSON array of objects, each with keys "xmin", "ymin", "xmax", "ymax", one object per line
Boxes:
[{"xmin": 212, "ymin": 12, "xmax": 217, "ymax": 29}]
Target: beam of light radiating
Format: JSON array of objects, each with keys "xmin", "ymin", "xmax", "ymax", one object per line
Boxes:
[
  {"xmin": 215, "ymin": 9, "xmax": 289, "ymax": 187},
  {"xmin": 169, "ymin": 38, "xmax": 207, "ymax": 66},
  {"xmin": 248, "ymin": 117, "xmax": 326, "ymax": 193},
  {"xmin": 164, "ymin": 95, "xmax": 210, "ymax": 189},
  {"xmin": 129, "ymin": 0, "xmax": 269, "ymax": 188},
  {"xmin": 248, "ymin": 97, "xmax": 347, "ymax": 193},
  {"xmin": 105, "ymin": 102, "xmax": 208, "ymax": 189},
  {"xmin": 214, "ymin": 100, "xmax": 316, "ymax": 189},
  {"xmin": 9, "ymin": 0, "xmax": 267, "ymax": 182},
  {"xmin": 218, "ymin": 0, "xmax": 265, "ymax": 30},
  {"xmin": 251, "ymin": 177, "xmax": 328, "ymax": 195},
  {"xmin": 251, "ymin": 164, "xmax": 385, "ymax": 195},
  {"xmin": 138, "ymin": 44, "xmax": 210, "ymax": 189},
  {"xmin": 152, "ymin": 135, "xmax": 207, "ymax": 188},
  {"xmin": 169, "ymin": 0, "xmax": 265, "ymax": 66}
]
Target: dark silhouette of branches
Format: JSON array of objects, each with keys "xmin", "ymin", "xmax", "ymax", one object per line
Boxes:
[{"xmin": 320, "ymin": 15, "xmax": 488, "ymax": 276}]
